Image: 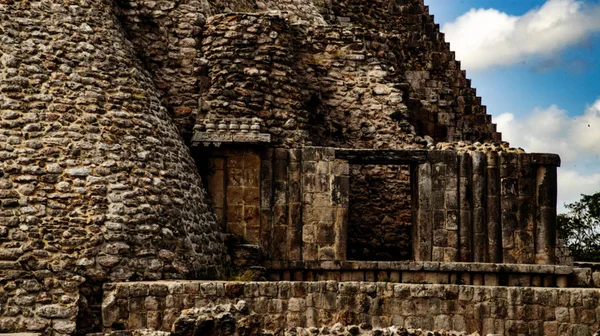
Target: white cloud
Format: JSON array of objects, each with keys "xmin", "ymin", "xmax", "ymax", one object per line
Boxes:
[
  {"xmin": 442, "ymin": 0, "xmax": 600, "ymax": 70},
  {"xmin": 496, "ymin": 98, "xmax": 600, "ymax": 212},
  {"xmin": 556, "ymin": 170, "xmax": 600, "ymax": 212}
]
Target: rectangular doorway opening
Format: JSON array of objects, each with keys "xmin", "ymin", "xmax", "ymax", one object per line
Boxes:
[{"xmin": 347, "ymin": 164, "xmax": 413, "ymax": 261}]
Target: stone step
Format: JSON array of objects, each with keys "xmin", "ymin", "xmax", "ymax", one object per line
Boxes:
[{"xmin": 0, "ymin": 333, "xmax": 42, "ymax": 336}]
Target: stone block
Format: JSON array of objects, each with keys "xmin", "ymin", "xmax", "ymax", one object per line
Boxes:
[
  {"xmin": 389, "ymin": 271, "xmax": 401, "ymax": 283},
  {"xmin": 302, "ymin": 147, "xmax": 323, "ymax": 161},
  {"xmin": 302, "ymin": 174, "xmax": 330, "ymax": 193},
  {"xmin": 432, "ymin": 247, "xmax": 444, "ymax": 261},
  {"xmin": 318, "ymin": 246, "xmax": 335, "ymax": 261},
  {"xmin": 556, "ymin": 276, "xmax": 568, "ymax": 288},
  {"xmin": 424, "ymin": 272, "xmax": 448, "ymax": 284},
  {"xmin": 571, "ymin": 268, "xmax": 592, "ymax": 287},
  {"xmin": 332, "ymin": 176, "xmax": 349, "ymax": 206},
  {"xmin": 484, "ymin": 274, "xmax": 499, "ymax": 286}
]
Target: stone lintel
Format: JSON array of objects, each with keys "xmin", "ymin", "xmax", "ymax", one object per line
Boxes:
[
  {"xmin": 263, "ymin": 260, "xmax": 574, "ymax": 275},
  {"xmin": 191, "ymin": 132, "xmax": 271, "ymax": 147},
  {"xmin": 530, "ymin": 153, "xmax": 561, "ymax": 167},
  {"xmin": 334, "ymin": 149, "xmax": 428, "ymax": 164}
]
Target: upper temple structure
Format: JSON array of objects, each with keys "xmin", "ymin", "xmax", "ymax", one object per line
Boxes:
[{"xmin": 0, "ymin": 0, "xmax": 598, "ymax": 335}]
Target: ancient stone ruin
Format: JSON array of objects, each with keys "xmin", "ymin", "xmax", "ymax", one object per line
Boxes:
[{"xmin": 0, "ymin": 0, "xmax": 599, "ymax": 335}]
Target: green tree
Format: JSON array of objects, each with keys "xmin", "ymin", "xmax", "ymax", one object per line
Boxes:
[{"xmin": 557, "ymin": 191, "xmax": 600, "ymax": 262}]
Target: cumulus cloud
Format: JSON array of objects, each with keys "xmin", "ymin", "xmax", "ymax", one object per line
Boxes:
[
  {"xmin": 442, "ymin": 0, "xmax": 600, "ymax": 70},
  {"xmin": 496, "ymin": 99, "xmax": 600, "ymax": 212}
]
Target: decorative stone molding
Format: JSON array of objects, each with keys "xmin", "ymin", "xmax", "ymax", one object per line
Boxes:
[
  {"xmin": 264, "ymin": 260, "xmax": 574, "ymax": 287},
  {"xmin": 191, "ymin": 118, "xmax": 271, "ymax": 147}
]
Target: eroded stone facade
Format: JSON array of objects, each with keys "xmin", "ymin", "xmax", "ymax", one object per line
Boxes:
[
  {"xmin": 104, "ymin": 281, "xmax": 600, "ymax": 335},
  {"xmin": 0, "ymin": 1, "xmax": 227, "ymax": 334},
  {"xmin": 0, "ymin": 0, "xmax": 581, "ymax": 335}
]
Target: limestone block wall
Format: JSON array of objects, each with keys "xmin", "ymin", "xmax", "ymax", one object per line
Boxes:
[
  {"xmin": 413, "ymin": 151, "xmax": 560, "ymax": 265},
  {"xmin": 214, "ymin": 148, "xmax": 560, "ymax": 267},
  {"xmin": 103, "ymin": 281, "xmax": 600, "ymax": 335},
  {"xmin": 264, "ymin": 261, "xmax": 575, "ymax": 287},
  {"xmin": 300, "ymin": 147, "xmax": 349, "ymax": 262},
  {"xmin": 197, "ymin": 147, "xmax": 262, "ymax": 243},
  {"xmin": 0, "ymin": 0, "xmax": 227, "ymax": 334},
  {"xmin": 333, "ymin": 149, "xmax": 560, "ymax": 266},
  {"xmin": 198, "ymin": 146, "xmax": 561, "ymax": 269},
  {"xmin": 260, "ymin": 148, "xmax": 304, "ymax": 262},
  {"xmin": 196, "ymin": 145, "xmax": 306, "ymax": 262},
  {"xmin": 196, "ymin": 146, "xmax": 350, "ymax": 263}
]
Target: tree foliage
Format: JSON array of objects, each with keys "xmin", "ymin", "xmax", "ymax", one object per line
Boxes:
[{"xmin": 557, "ymin": 192, "xmax": 600, "ymax": 262}]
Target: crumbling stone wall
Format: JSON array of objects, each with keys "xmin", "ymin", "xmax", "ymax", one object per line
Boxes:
[
  {"xmin": 0, "ymin": 0, "xmax": 227, "ymax": 334},
  {"xmin": 197, "ymin": 14, "xmax": 432, "ymax": 150},
  {"xmin": 114, "ymin": 0, "xmax": 213, "ymax": 136},
  {"xmin": 324, "ymin": 0, "xmax": 500, "ymax": 142},
  {"xmin": 348, "ymin": 165, "xmax": 412, "ymax": 261},
  {"xmin": 113, "ymin": 0, "xmax": 325, "ymax": 137},
  {"xmin": 299, "ymin": 26, "xmax": 420, "ymax": 150},
  {"xmin": 104, "ymin": 281, "xmax": 600, "ymax": 335},
  {"xmin": 96, "ymin": 301, "xmax": 474, "ymax": 336},
  {"xmin": 123, "ymin": 1, "xmax": 501, "ymax": 146},
  {"xmin": 201, "ymin": 13, "xmax": 310, "ymax": 147}
]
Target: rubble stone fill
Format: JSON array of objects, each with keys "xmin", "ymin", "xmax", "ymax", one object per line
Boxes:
[{"xmin": 0, "ymin": 0, "xmax": 227, "ymax": 333}]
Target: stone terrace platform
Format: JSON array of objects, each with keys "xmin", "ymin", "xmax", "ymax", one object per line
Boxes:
[
  {"xmin": 264, "ymin": 261, "xmax": 574, "ymax": 287},
  {"xmin": 102, "ymin": 281, "xmax": 600, "ymax": 335}
]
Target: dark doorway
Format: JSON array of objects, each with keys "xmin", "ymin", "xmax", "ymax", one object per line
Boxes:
[{"xmin": 347, "ymin": 164, "xmax": 413, "ymax": 261}]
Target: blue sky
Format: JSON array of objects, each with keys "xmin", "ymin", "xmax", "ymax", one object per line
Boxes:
[{"xmin": 425, "ymin": 0, "xmax": 600, "ymax": 212}]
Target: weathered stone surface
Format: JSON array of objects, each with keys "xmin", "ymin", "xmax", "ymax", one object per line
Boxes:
[
  {"xmin": 0, "ymin": 1, "xmax": 566, "ymax": 336},
  {"xmin": 0, "ymin": 1, "xmax": 228, "ymax": 334},
  {"xmin": 282, "ymin": 325, "xmax": 477, "ymax": 336},
  {"xmin": 171, "ymin": 301, "xmax": 260, "ymax": 336},
  {"xmin": 105, "ymin": 281, "xmax": 600, "ymax": 335}
]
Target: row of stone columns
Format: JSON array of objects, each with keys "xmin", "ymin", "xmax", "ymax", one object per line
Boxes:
[
  {"xmin": 414, "ymin": 151, "xmax": 559, "ymax": 265},
  {"xmin": 254, "ymin": 148, "xmax": 558, "ymax": 265}
]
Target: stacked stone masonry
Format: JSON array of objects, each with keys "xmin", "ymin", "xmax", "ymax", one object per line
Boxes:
[
  {"xmin": 334, "ymin": 149, "xmax": 560, "ymax": 266},
  {"xmin": 198, "ymin": 11, "xmax": 498, "ymax": 149},
  {"xmin": 0, "ymin": 0, "xmax": 572, "ymax": 335},
  {"xmin": 0, "ymin": 1, "xmax": 228, "ymax": 334},
  {"xmin": 95, "ymin": 301, "xmax": 474, "ymax": 336},
  {"xmin": 193, "ymin": 146, "xmax": 561, "ymax": 276},
  {"xmin": 114, "ymin": 0, "xmax": 500, "ymax": 145},
  {"xmin": 103, "ymin": 281, "xmax": 600, "ymax": 335}
]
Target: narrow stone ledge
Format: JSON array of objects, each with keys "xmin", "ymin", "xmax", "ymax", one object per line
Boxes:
[
  {"xmin": 530, "ymin": 153, "xmax": 561, "ymax": 166},
  {"xmin": 265, "ymin": 260, "xmax": 573, "ymax": 274},
  {"xmin": 263, "ymin": 261, "xmax": 580, "ymax": 287},
  {"xmin": 334, "ymin": 149, "xmax": 429, "ymax": 164}
]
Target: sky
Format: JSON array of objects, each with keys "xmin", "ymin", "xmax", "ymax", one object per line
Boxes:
[{"xmin": 424, "ymin": 0, "xmax": 600, "ymax": 212}]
